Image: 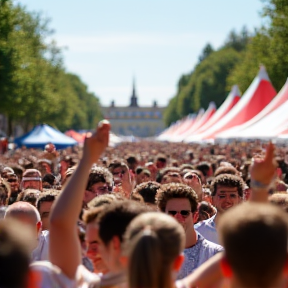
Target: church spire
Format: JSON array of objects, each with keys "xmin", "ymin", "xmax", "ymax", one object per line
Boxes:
[{"xmin": 130, "ymin": 77, "xmax": 138, "ymax": 107}]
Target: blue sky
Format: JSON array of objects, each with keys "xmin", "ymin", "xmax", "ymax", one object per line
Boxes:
[{"xmin": 18, "ymin": 0, "xmax": 264, "ymax": 107}]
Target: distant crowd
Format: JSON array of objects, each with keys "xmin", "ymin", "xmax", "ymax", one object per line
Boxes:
[{"xmin": 0, "ymin": 121, "xmax": 288, "ymax": 288}]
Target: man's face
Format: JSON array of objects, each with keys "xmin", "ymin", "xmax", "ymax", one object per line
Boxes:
[
  {"xmin": 165, "ymin": 198, "xmax": 193, "ymax": 232},
  {"xmin": 39, "ymin": 201, "xmax": 54, "ymax": 231},
  {"xmin": 112, "ymin": 166, "xmax": 128, "ymax": 186},
  {"xmin": 212, "ymin": 185, "xmax": 241, "ymax": 214},
  {"xmin": 23, "ymin": 180, "xmax": 41, "ymax": 190},
  {"xmin": 83, "ymin": 182, "xmax": 111, "ymax": 204},
  {"xmin": 7, "ymin": 175, "xmax": 20, "ymax": 194},
  {"xmin": 86, "ymin": 223, "xmax": 108, "ymax": 274}
]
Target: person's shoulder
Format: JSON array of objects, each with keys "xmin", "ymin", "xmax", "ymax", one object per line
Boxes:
[
  {"xmin": 194, "ymin": 215, "xmax": 216, "ymax": 230},
  {"xmin": 202, "ymin": 237, "xmax": 224, "ymax": 252}
]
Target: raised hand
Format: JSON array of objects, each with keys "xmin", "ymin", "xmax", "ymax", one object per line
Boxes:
[
  {"xmin": 250, "ymin": 142, "xmax": 277, "ymax": 186},
  {"xmin": 83, "ymin": 120, "xmax": 110, "ymax": 165}
]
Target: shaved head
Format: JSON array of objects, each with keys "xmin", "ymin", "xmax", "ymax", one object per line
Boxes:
[{"xmin": 5, "ymin": 201, "xmax": 41, "ymax": 225}]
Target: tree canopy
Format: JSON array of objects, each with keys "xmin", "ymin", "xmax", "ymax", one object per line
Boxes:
[
  {"xmin": 164, "ymin": 0, "xmax": 288, "ymax": 127},
  {"xmin": 0, "ymin": 0, "xmax": 102, "ymax": 135}
]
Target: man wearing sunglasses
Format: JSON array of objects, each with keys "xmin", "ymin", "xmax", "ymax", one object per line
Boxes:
[{"xmin": 156, "ymin": 183, "xmax": 223, "ymax": 279}]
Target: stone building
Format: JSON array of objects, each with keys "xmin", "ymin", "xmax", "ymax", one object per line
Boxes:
[{"xmin": 101, "ymin": 81, "xmax": 166, "ymax": 137}]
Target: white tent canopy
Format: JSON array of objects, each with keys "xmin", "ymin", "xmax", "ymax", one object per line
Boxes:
[
  {"xmin": 185, "ymin": 66, "xmax": 277, "ymax": 142},
  {"xmin": 217, "ymin": 78, "xmax": 288, "ymax": 139}
]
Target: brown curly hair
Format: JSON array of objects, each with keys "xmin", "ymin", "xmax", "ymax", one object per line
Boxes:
[
  {"xmin": 210, "ymin": 174, "xmax": 245, "ymax": 197},
  {"xmin": 156, "ymin": 183, "xmax": 198, "ymax": 213}
]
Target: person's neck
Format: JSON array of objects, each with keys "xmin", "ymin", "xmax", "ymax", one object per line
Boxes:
[
  {"xmin": 214, "ymin": 211, "xmax": 222, "ymax": 226},
  {"xmin": 185, "ymin": 227, "xmax": 197, "ymax": 248}
]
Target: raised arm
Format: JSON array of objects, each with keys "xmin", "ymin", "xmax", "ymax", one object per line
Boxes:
[
  {"xmin": 249, "ymin": 142, "xmax": 277, "ymax": 203},
  {"xmin": 181, "ymin": 143, "xmax": 277, "ymax": 288},
  {"xmin": 49, "ymin": 120, "xmax": 110, "ymax": 278}
]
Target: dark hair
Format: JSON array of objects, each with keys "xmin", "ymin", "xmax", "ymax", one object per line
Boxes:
[
  {"xmin": 156, "ymin": 167, "xmax": 181, "ymax": 183},
  {"xmin": 219, "ymin": 203, "xmax": 288, "ymax": 288},
  {"xmin": 83, "ymin": 206, "xmax": 105, "ymax": 225},
  {"xmin": 97, "ymin": 200, "xmax": 147, "ymax": 245},
  {"xmin": 133, "ymin": 181, "xmax": 161, "ymax": 204},
  {"xmin": 210, "ymin": 174, "xmax": 245, "ymax": 197},
  {"xmin": 0, "ymin": 219, "xmax": 35, "ymax": 288},
  {"xmin": 36, "ymin": 190, "xmax": 59, "ymax": 211},
  {"xmin": 196, "ymin": 162, "xmax": 211, "ymax": 177},
  {"xmin": 86, "ymin": 166, "xmax": 113, "ymax": 191},
  {"xmin": 42, "ymin": 174, "xmax": 56, "ymax": 186},
  {"xmin": 123, "ymin": 212, "xmax": 185, "ymax": 288},
  {"xmin": 156, "ymin": 183, "xmax": 198, "ymax": 213}
]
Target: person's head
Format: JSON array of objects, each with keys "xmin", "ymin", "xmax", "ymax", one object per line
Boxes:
[
  {"xmin": 214, "ymin": 166, "xmax": 238, "ymax": 177},
  {"xmin": 123, "ymin": 212, "xmax": 185, "ymax": 288},
  {"xmin": 44, "ymin": 143, "xmax": 56, "ymax": 153},
  {"xmin": 108, "ymin": 160, "xmax": 130, "ymax": 186},
  {"xmin": 157, "ymin": 167, "xmax": 182, "ymax": 184},
  {"xmin": 0, "ymin": 178, "xmax": 10, "ymax": 206},
  {"xmin": 269, "ymin": 193, "xmax": 288, "ymax": 213},
  {"xmin": 21, "ymin": 169, "xmax": 42, "ymax": 191},
  {"xmin": 36, "ymin": 190, "xmax": 59, "ymax": 231},
  {"xmin": 17, "ymin": 189, "xmax": 40, "ymax": 207},
  {"xmin": 137, "ymin": 169, "xmax": 151, "ymax": 184},
  {"xmin": 84, "ymin": 167, "xmax": 113, "ymax": 204},
  {"xmin": 83, "ymin": 206, "xmax": 110, "ymax": 274},
  {"xmin": 197, "ymin": 201, "xmax": 216, "ymax": 223},
  {"xmin": 0, "ymin": 219, "xmax": 36, "ymax": 288},
  {"xmin": 1, "ymin": 166, "xmax": 14, "ymax": 179},
  {"xmin": 133, "ymin": 181, "xmax": 161, "ymax": 205},
  {"xmin": 88, "ymin": 193, "xmax": 117, "ymax": 209},
  {"xmin": 196, "ymin": 161, "xmax": 213, "ymax": 179},
  {"xmin": 126, "ymin": 155, "xmax": 138, "ymax": 172},
  {"xmin": 219, "ymin": 203, "xmax": 288, "ymax": 288},
  {"xmin": 210, "ymin": 174, "xmax": 244, "ymax": 214},
  {"xmin": 97, "ymin": 200, "xmax": 147, "ymax": 272},
  {"xmin": 156, "ymin": 183, "xmax": 198, "ymax": 233},
  {"xmin": 5, "ymin": 201, "xmax": 42, "ymax": 237},
  {"xmin": 155, "ymin": 154, "xmax": 167, "ymax": 169},
  {"xmin": 37, "ymin": 159, "xmax": 52, "ymax": 176},
  {"xmin": 183, "ymin": 171, "xmax": 203, "ymax": 201}
]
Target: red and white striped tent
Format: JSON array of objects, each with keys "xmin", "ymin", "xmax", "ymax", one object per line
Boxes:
[
  {"xmin": 185, "ymin": 85, "xmax": 241, "ymax": 142},
  {"xmin": 216, "ymin": 78, "xmax": 288, "ymax": 139},
  {"xmin": 185, "ymin": 66, "xmax": 277, "ymax": 142},
  {"xmin": 175, "ymin": 102, "xmax": 216, "ymax": 142}
]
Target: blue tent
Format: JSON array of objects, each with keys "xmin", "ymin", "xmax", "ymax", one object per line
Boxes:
[{"xmin": 14, "ymin": 124, "xmax": 77, "ymax": 149}]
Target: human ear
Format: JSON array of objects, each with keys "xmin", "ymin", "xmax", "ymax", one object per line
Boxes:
[
  {"xmin": 283, "ymin": 253, "xmax": 288, "ymax": 276},
  {"xmin": 112, "ymin": 235, "xmax": 121, "ymax": 252},
  {"xmin": 220, "ymin": 256, "xmax": 233, "ymax": 278},
  {"xmin": 173, "ymin": 254, "xmax": 185, "ymax": 272}
]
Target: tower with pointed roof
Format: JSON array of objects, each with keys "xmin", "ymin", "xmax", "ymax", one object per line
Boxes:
[
  {"xmin": 101, "ymin": 77, "xmax": 166, "ymax": 137},
  {"xmin": 130, "ymin": 78, "xmax": 138, "ymax": 107}
]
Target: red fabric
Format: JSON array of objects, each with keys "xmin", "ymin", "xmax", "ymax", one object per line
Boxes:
[
  {"xmin": 196, "ymin": 96, "xmax": 240, "ymax": 134},
  {"xmin": 205, "ymin": 80, "xmax": 276, "ymax": 139},
  {"xmin": 65, "ymin": 130, "xmax": 85, "ymax": 143}
]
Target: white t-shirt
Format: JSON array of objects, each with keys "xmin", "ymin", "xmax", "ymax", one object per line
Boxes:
[
  {"xmin": 30, "ymin": 261, "xmax": 101, "ymax": 288},
  {"xmin": 31, "ymin": 230, "xmax": 50, "ymax": 262}
]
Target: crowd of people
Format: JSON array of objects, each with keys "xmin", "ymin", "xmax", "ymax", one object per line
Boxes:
[{"xmin": 0, "ymin": 120, "xmax": 288, "ymax": 288}]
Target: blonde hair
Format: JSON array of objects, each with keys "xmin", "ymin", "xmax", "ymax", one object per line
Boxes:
[{"xmin": 123, "ymin": 212, "xmax": 185, "ymax": 288}]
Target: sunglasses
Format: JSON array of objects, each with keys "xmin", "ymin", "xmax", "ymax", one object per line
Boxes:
[{"xmin": 168, "ymin": 210, "xmax": 191, "ymax": 217}]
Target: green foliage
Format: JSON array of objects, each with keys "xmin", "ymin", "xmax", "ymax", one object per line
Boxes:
[
  {"xmin": 164, "ymin": 46, "xmax": 241, "ymax": 126},
  {"xmin": 228, "ymin": 0, "xmax": 288, "ymax": 92},
  {"xmin": 165, "ymin": 0, "xmax": 288, "ymax": 127},
  {"xmin": 0, "ymin": 0, "xmax": 102, "ymax": 135}
]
